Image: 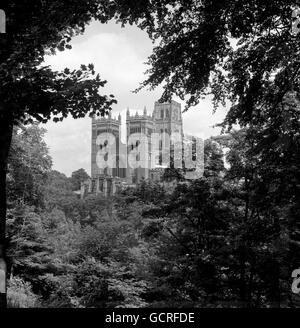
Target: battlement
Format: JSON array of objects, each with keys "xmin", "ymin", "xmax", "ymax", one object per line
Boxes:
[
  {"xmin": 154, "ymin": 100, "xmax": 181, "ymax": 107},
  {"xmin": 126, "ymin": 107, "xmax": 154, "ymax": 121},
  {"xmin": 92, "ymin": 112, "xmax": 121, "ymax": 125}
]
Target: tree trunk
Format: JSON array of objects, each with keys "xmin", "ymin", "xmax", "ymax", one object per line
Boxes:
[
  {"xmin": 0, "ymin": 113, "xmax": 13, "ymax": 308},
  {"xmin": 239, "ymin": 178, "xmax": 250, "ymax": 307},
  {"xmin": 270, "ymin": 216, "xmax": 281, "ymax": 307},
  {"xmin": 239, "ymin": 246, "xmax": 246, "ymax": 306}
]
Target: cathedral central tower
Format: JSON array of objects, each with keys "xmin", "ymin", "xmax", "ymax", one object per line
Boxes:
[{"xmin": 153, "ymin": 100, "xmax": 184, "ymax": 168}]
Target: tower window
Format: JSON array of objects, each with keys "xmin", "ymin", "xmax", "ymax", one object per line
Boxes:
[
  {"xmin": 159, "ymin": 140, "xmax": 163, "ymax": 150},
  {"xmin": 160, "ymin": 109, "xmax": 164, "ymax": 119},
  {"xmin": 174, "ymin": 109, "xmax": 178, "ymax": 120}
]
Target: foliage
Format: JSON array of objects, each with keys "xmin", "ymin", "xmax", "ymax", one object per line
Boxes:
[
  {"xmin": 7, "ymin": 276, "xmax": 40, "ymax": 308},
  {"xmin": 0, "ymin": 0, "xmax": 118, "ymax": 125},
  {"xmin": 7, "ymin": 124, "xmax": 52, "ymax": 206},
  {"xmin": 4, "ymin": 99, "xmax": 299, "ymax": 308},
  {"xmin": 70, "ymin": 169, "xmax": 90, "ymax": 191},
  {"xmin": 0, "ymin": 2, "xmax": 120, "ymax": 307},
  {"xmin": 112, "ymin": 1, "xmax": 300, "ymax": 125}
]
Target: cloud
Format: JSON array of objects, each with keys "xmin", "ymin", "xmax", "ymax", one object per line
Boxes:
[{"xmin": 44, "ymin": 23, "xmax": 152, "ymax": 97}]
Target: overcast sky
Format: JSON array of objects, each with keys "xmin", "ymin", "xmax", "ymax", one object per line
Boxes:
[{"xmin": 43, "ymin": 20, "xmax": 228, "ymax": 177}]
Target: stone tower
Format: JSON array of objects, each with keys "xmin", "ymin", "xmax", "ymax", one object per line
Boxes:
[
  {"xmin": 91, "ymin": 113, "xmax": 126, "ymax": 179},
  {"xmin": 126, "ymin": 107, "xmax": 155, "ymax": 184},
  {"xmin": 153, "ymin": 100, "xmax": 184, "ymax": 168}
]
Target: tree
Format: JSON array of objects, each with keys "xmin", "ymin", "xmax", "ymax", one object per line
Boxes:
[
  {"xmin": 162, "ymin": 168, "xmax": 185, "ymax": 182},
  {"xmin": 43, "ymin": 171, "xmax": 77, "ymax": 213},
  {"xmin": 6, "ymin": 205, "xmax": 57, "ymax": 297},
  {"xmin": 218, "ymin": 127, "xmax": 295, "ymax": 307},
  {"xmin": 114, "ymin": 1, "xmax": 299, "ymax": 120},
  {"xmin": 110, "ymin": 2, "xmax": 299, "ymax": 306},
  {"xmin": 203, "ymin": 138, "xmax": 225, "ymax": 178},
  {"xmin": 7, "ymin": 124, "xmax": 52, "ymax": 207},
  {"xmin": 70, "ymin": 169, "xmax": 90, "ymax": 191},
  {"xmin": 0, "ymin": 0, "xmax": 118, "ymax": 306}
]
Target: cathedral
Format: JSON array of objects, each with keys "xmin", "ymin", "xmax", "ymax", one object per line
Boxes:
[{"xmin": 81, "ymin": 100, "xmax": 189, "ymax": 198}]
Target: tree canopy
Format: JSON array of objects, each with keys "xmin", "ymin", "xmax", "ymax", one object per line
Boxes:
[
  {"xmin": 110, "ymin": 1, "xmax": 300, "ymax": 127},
  {"xmin": 0, "ymin": 0, "xmax": 118, "ymax": 125}
]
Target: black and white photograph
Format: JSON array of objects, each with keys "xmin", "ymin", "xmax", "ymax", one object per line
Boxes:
[{"xmin": 0, "ymin": 0, "xmax": 300, "ymax": 314}]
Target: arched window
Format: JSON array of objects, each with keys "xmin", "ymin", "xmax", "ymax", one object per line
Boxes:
[
  {"xmin": 159, "ymin": 140, "xmax": 163, "ymax": 150},
  {"xmin": 174, "ymin": 109, "xmax": 178, "ymax": 120},
  {"xmin": 159, "ymin": 154, "xmax": 162, "ymax": 165}
]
